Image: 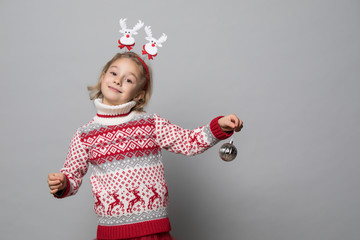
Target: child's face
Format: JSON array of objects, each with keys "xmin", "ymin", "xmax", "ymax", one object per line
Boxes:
[{"xmin": 101, "ymin": 58, "xmax": 145, "ymax": 106}]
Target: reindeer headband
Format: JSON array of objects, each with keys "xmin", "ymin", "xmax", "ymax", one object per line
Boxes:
[{"xmin": 117, "ymin": 18, "xmax": 167, "ymax": 89}]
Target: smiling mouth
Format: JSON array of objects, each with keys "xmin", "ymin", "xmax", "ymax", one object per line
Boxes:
[{"xmin": 108, "ymin": 86, "xmax": 121, "ymax": 93}]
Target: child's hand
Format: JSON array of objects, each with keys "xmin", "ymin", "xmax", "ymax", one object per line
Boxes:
[
  {"xmin": 47, "ymin": 173, "xmax": 66, "ymax": 194},
  {"xmin": 218, "ymin": 114, "xmax": 243, "ymax": 132}
]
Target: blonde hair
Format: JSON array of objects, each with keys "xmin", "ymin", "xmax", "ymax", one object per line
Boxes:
[{"xmin": 88, "ymin": 52, "xmax": 152, "ymax": 112}]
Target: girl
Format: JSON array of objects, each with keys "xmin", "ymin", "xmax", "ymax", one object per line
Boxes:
[{"xmin": 47, "ymin": 52, "xmax": 243, "ymax": 240}]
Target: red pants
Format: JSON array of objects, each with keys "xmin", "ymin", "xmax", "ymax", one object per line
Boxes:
[{"xmin": 95, "ymin": 232, "xmax": 175, "ymax": 240}]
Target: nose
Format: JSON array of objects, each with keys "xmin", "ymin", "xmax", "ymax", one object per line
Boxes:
[
  {"xmin": 113, "ymin": 78, "xmax": 121, "ymax": 85},
  {"xmin": 152, "ymin": 43, "xmax": 155, "ymax": 47},
  {"xmin": 126, "ymin": 34, "xmax": 130, "ymax": 38}
]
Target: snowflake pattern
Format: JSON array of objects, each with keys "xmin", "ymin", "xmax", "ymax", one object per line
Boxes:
[{"xmin": 60, "ymin": 114, "xmax": 217, "ymax": 226}]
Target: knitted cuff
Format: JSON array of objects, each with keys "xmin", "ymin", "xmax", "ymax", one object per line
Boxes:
[
  {"xmin": 53, "ymin": 174, "xmax": 70, "ymax": 199},
  {"xmin": 210, "ymin": 116, "xmax": 234, "ymax": 140}
]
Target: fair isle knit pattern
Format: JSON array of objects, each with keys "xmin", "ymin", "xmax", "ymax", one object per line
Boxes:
[{"xmin": 56, "ymin": 99, "xmax": 232, "ymax": 239}]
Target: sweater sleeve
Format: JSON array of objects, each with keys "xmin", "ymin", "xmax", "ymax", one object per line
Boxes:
[
  {"xmin": 54, "ymin": 130, "xmax": 89, "ymax": 198},
  {"xmin": 154, "ymin": 114, "xmax": 233, "ymax": 156}
]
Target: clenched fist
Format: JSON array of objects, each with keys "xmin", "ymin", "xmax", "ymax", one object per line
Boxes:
[
  {"xmin": 47, "ymin": 172, "xmax": 66, "ymax": 194},
  {"xmin": 218, "ymin": 114, "xmax": 243, "ymax": 132}
]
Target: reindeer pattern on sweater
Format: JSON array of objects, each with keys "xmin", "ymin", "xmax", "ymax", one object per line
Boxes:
[{"xmin": 57, "ymin": 106, "xmax": 229, "ymax": 239}]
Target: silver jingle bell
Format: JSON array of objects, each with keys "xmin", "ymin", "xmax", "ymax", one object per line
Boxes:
[{"xmin": 219, "ymin": 139, "xmax": 237, "ymax": 162}]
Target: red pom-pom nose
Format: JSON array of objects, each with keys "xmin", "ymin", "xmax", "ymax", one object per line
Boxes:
[
  {"xmin": 126, "ymin": 34, "xmax": 130, "ymax": 38},
  {"xmin": 152, "ymin": 43, "xmax": 155, "ymax": 47}
]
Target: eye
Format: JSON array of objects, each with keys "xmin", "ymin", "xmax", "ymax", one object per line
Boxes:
[
  {"xmin": 126, "ymin": 79, "xmax": 133, "ymax": 83},
  {"xmin": 110, "ymin": 72, "xmax": 117, "ymax": 76}
]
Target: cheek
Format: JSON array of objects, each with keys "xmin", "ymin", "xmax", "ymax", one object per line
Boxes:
[
  {"xmin": 101, "ymin": 76, "xmax": 108, "ymax": 84},
  {"xmin": 129, "ymin": 87, "xmax": 141, "ymax": 96},
  {"xmin": 100, "ymin": 80, "xmax": 107, "ymax": 93},
  {"xmin": 101, "ymin": 76, "xmax": 110, "ymax": 87}
]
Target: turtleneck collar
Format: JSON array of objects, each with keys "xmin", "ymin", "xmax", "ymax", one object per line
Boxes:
[
  {"xmin": 93, "ymin": 99, "xmax": 138, "ymax": 125},
  {"xmin": 94, "ymin": 99, "xmax": 136, "ymax": 117}
]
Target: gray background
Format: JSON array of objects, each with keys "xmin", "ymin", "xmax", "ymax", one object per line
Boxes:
[{"xmin": 1, "ymin": 0, "xmax": 359, "ymax": 239}]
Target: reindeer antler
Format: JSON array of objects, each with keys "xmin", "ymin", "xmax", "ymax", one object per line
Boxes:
[
  {"xmin": 157, "ymin": 33, "xmax": 167, "ymax": 47},
  {"xmin": 146, "ymin": 183, "xmax": 156, "ymax": 189},
  {"xmin": 132, "ymin": 20, "xmax": 144, "ymax": 35},
  {"xmin": 127, "ymin": 185, "xmax": 140, "ymax": 191},
  {"xmin": 144, "ymin": 26, "xmax": 153, "ymax": 41},
  {"xmin": 107, "ymin": 189, "xmax": 119, "ymax": 195},
  {"xmin": 119, "ymin": 18, "xmax": 127, "ymax": 30}
]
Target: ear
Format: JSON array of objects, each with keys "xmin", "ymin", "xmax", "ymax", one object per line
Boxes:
[{"xmin": 133, "ymin": 90, "xmax": 145, "ymax": 102}]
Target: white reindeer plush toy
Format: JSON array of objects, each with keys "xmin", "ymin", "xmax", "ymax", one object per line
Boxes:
[
  {"xmin": 118, "ymin": 18, "xmax": 144, "ymax": 50},
  {"xmin": 142, "ymin": 26, "xmax": 167, "ymax": 60}
]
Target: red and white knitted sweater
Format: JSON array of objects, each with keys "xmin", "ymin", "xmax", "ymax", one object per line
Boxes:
[{"xmin": 56, "ymin": 99, "xmax": 232, "ymax": 239}]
